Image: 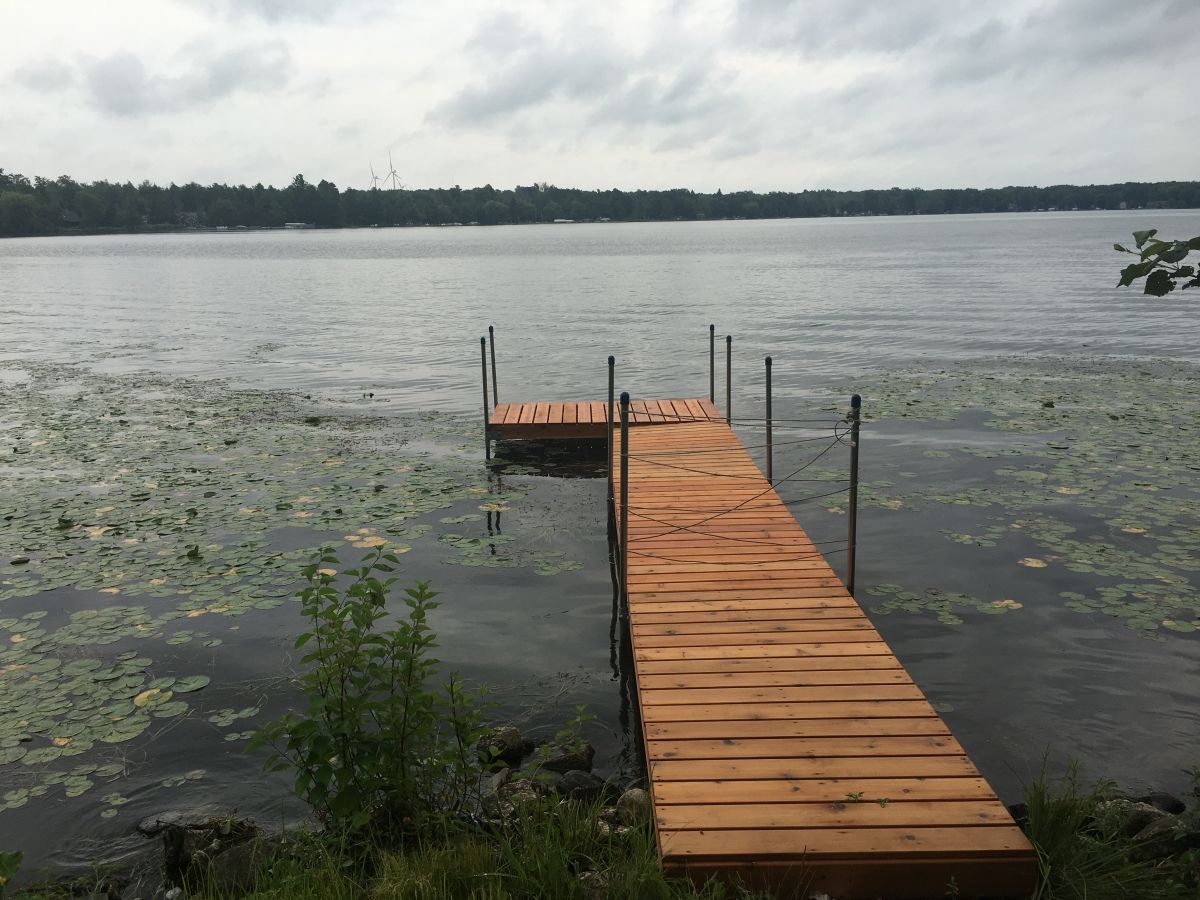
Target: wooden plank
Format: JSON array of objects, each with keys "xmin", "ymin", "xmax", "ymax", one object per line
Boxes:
[
  {"xmin": 642, "ymin": 700, "xmax": 937, "ymax": 722},
  {"xmin": 644, "ymin": 718, "xmax": 950, "ymax": 741},
  {"xmin": 632, "ymin": 606, "xmax": 862, "ymax": 624},
  {"xmin": 632, "ymin": 628, "xmax": 881, "ymax": 647},
  {"xmin": 637, "ymin": 643, "xmax": 896, "ymax": 662},
  {"xmin": 638, "ymin": 669, "xmax": 914, "ymax": 689},
  {"xmin": 636, "ymin": 654, "xmax": 903, "ymax": 675},
  {"xmin": 632, "ymin": 616, "xmax": 871, "ymax": 635},
  {"xmin": 657, "ymin": 799, "xmax": 1016, "ymax": 830},
  {"xmin": 653, "ymin": 778, "xmax": 997, "ymax": 805},
  {"xmin": 517, "ymin": 403, "xmax": 536, "ymax": 424},
  {"xmin": 659, "ymin": 825, "xmax": 1033, "ymax": 859},
  {"xmin": 650, "ymin": 756, "xmax": 979, "ymax": 781},
  {"xmin": 640, "ymin": 684, "xmax": 926, "ymax": 706},
  {"xmin": 645, "ymin": 735, "xmax": 962, "ymax": 760},
  {"xmin": 549, "ymin": 402, "xmax": 564, "ymax": 424}
]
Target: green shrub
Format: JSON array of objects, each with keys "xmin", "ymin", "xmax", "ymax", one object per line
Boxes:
[{"xmin": 250, "ymin": 549, "xmax": 486, "ymax": 835}]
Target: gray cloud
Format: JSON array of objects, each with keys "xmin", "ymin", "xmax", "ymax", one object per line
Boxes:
[
  {"xmin": 11, "ymin": 58, "xmax": 75, "ymax": 92},
  {"xmin": 83, "ymin": 41, "xmax": 293, "ymax": 117},
  {"xmin": 430, "ymin": 28, "xmax": 628, "ymax": 125},
  {"xmin": 177, "ymin": 0, "xmax": 387, "ymax": 23},
  {"xmin": 735, "ymin": 0, "xmax": 951, "ymax": 55},
  {"xmin": 86, "ymin": 53, "xmax": 155, "ymax": 116}
]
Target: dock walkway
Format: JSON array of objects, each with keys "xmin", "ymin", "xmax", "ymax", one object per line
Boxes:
[{"xmin": 490, "ymin": 398, "xmax": 1036, "ymax": 898}]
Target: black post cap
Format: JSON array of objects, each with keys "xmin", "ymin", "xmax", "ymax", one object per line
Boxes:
[
  {"xmin": 620, "ymin": 391, "xmax": 630, "ymax": 405},
  {"xmin": 608, "ymin": 355, "xmax": 615, "ymax": 365},
  {"xmin": 851, "ymin": 394, "xmax": 862, "ymax": 408}
]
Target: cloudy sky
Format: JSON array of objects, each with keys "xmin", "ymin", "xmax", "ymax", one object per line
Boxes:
[{"xmin": 2, "ymin": 0, "xmax": 1197, "ymax": 193}]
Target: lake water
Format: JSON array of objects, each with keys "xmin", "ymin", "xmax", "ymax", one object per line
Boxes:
[{"xmin": 2, "ymin": 211, "xmax": 1199, "ymax": 875}]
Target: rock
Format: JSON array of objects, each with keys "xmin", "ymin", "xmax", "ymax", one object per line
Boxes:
[
  {"xmin": 540, "ymin": 742, "xmax": 595, "ymax": 774},
  {"xmin": 557, "ymin": 770, "xmax": 605, "ymax": 802},
  {"xmin": 476, "ymin": 725, "xmax": 528, "ymax": 768},
  {"xmin": 616, "ymin": 788, "xmax": 651, "ymax": 826},
  {"xmin": 1130, "ymin": 815, "xmax": 1181, "ymax": 862},
  {"xmin": 483, "ymin": 777, "xmax": 548, "ymax": 819},
  {"xmin": 481, "ymin": 766, "xmax": 512, "ymax": 800},
  {"xmin": 1136, "ymin": 791, "xmax": 1186, "ymax": 815},
  {"xmin": 1095, "ymin": 799, "xmax": 1169, "ymax": 839},
  {"xmin": 199, "ymin": 837, "xmax": 278, "ymax": 894},
  {"xmin": 578, "ymin": 869, "xmax": 607, "ymax": 900},
  {"xmin": 137, "ymin": 810, "xmax": 212, "ymax": 837},
  {"xmin": 162, "ymin": 824, "xmax": 209, "ymax": 886}
]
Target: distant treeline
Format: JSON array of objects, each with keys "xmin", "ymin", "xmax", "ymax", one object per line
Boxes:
[{"xmin": 2, "ymin": 168, "xmax": 1198, "ymax": 237}]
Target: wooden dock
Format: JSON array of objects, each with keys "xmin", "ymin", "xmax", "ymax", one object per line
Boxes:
[
  {"xmin": 488, "ymin": 398, "xmax": 722, "ymax": 441},
  {"xmin": 490, "ymin": 397, "xmax": 1037, "ymax": 899}
]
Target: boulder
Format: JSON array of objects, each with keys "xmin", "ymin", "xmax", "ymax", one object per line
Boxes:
[
  {"xmin": 1136, "ymin": 791, "xmax": 1186, "ymax": 815},
  {"xmin": 476, "ymin": 725, "xmax": 529, "ymax": 768},
  {"xmin": 1094, "ymin": 799, "xmax": 1169, "ymax": 839},
  {"xmin": 483, "ymin": 777, "xmax": 548, "ymax": 820},
  {"xmin": 137, "ymin": 810, "xmax": 214, "ymax": 837},
  {"xmin": 199, "ymin": 837, "xmax": 278, "ymax": 894},
  {"xmin": 616, "ymin": 788, "xmax": 651, "ymax": 826},
  {"xmin": 1130, "ymin": 815, "xmax": 1181, "ymax": 863},
  {"xmin": 557, "ymin": 770, "xmax": 605, "ymax": 802},
  {"xmin": 540, "ymin": 742, "xmax": 595, "ymax": 774}
]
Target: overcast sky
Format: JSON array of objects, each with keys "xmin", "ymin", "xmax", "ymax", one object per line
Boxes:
[{"xmin": 2, "ymin": 0, "xmax": 1197, "ymax": 193}]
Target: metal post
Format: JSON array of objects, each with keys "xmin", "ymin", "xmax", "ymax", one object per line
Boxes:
[
  {"xmin": 847, "ymin": 394, "xmax": 862, "ymax": 596},
  {"xmin": 607, "ymin": 355, "xmax": 615, "ymax": 508},
  {"xmin": 480, "ymin": 337, "xmax": 491, "ymax": 461},
  {"xmin": 488, "ymin": 325, "xmax": 498, "ymax": 409},
  {"xmin": 708, "ymin": 324, "xmax": 715, "ymax": 404},
  {"xmin": 725, "ymin": 334, "xmax": 732, "ymax": 424},
  {"xmin": 619, "ymin": 391, "xmax": 630, "ymax": 614},
  {"xmin": 765, "ymin": 356, "xmax": 773, "ymax": 483}
]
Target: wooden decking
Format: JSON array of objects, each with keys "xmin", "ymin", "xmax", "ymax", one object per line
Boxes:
[
  {"xmin": 488, "ymin": 398, "xmax": 722, "ymax": 440},
  {"xmin": 492, "ymin": 398, "xmax": 1037, "ymax": 898}
]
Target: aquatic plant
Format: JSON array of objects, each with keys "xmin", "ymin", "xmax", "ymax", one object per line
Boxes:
[{"xmin": 250, "ymin": 549, "xmax": 487, "ymax": 833}]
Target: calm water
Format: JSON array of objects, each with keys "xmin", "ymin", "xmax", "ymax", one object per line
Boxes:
[{"xmin": 2, "ymin": 211, "xmax": 1199, "ymax": 874}]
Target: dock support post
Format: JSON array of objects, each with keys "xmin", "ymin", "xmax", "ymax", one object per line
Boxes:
[
  {"xmin": 488, "ymin": 325, "xmax": 498, "ymax": 408},
  {"xmin": 607, "ymin": 356, "xmax": 615, "ymax": 511},
  {"xmin": 765, "ymin": 356, "xmax": 773, "ymax": 482},
  {"xmin": 847, "ymin": 394, "xmax": 861, "ymax": 596},
  {"xmin": 725, "ymin": 334, "xmax": 732, "ymax": 424},
  {"xmin": 619, "ymin": 391, "xmax": 630, "ymax": 616},
  {"xmin": 480, "ymin": 337, "xmax": 491, "ymax": 461},
  {"xmin": 708, "ymin": 324, "xmax": 715, "ymax": 404}
]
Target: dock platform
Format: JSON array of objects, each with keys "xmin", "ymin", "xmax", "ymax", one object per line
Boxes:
[{"xmin": 491, "ymin": 397, "xmax": 1037, "ymax": 898}]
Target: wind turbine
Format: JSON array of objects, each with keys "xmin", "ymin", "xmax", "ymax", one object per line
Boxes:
[
  {"xmin": 385, "ymin": 152, "xmax": 402, "ymax": 190},
  {"xmin": 368, "ymin": 163, "xmax": 381, "ymax": 190}
]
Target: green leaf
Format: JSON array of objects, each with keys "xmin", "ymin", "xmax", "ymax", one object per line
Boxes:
[
  {"xmin": 1158, "ymin": 243, "xmax": 1190, "ymax": 264},
  {"xmin": 0, "ymin": 850, "xmax": 23, "ymax": 886},
  {"xmin": 1132, "ymin": 228, "xmax": 1157, "ymax": 248},
  {"xmin": 172, "ymin": 675, "xmax": 211, "ymax": 693},
  {"xmin": 1144, "ymin": 269, "xmax": 1175, "ymax": 297},
  {"xmin": 1117, "ymin": 260, "xmax": 1155, "ymax": 287}
]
